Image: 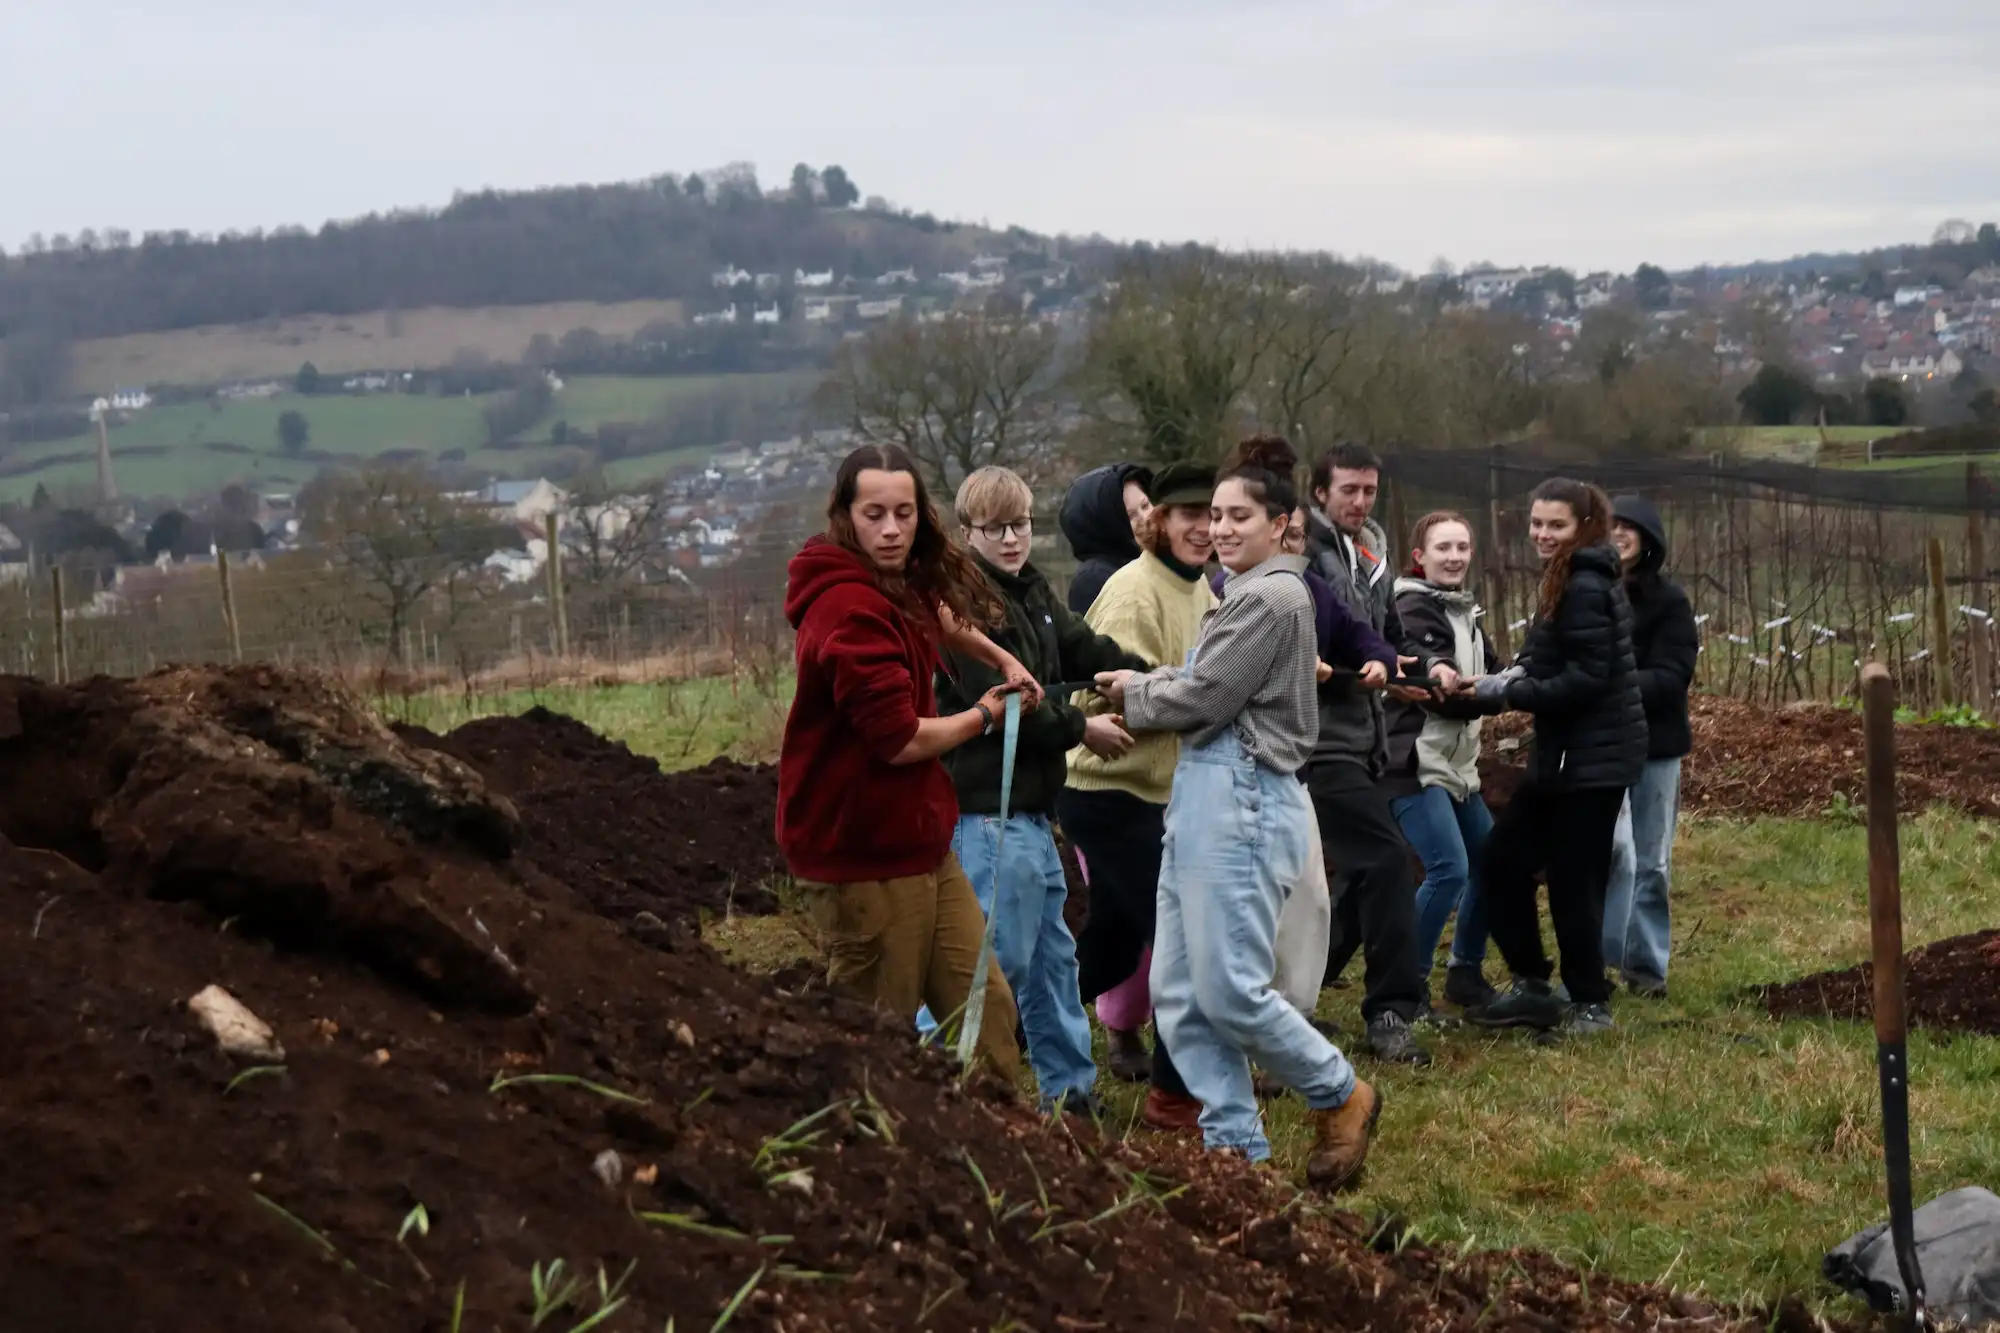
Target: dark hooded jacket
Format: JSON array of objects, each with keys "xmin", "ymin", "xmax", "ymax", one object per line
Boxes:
[
  {"xmin": 1060, "ymin": 463, "xmax": 1153, "ymax": 615},
  {"xmin": 1612, "ymin": 494, "xmax": 1699, "ymax": 760},
  {"xmin": 1504, "ymin": 542, "xmax": 1647, "ymax": 791},
  {"xmin": 938, "ymin": 554, "xmax": 1148, "ymax": 816}
]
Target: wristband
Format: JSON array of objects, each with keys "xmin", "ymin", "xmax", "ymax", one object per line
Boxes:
[{"xmin": 974, "ymin": 702, "xmax": 995, "ymax": 735}]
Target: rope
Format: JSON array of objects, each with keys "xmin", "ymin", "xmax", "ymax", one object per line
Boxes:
[{"xmin": 955, "ymin": 690, "xmax": 1019, "ymax": 1068}]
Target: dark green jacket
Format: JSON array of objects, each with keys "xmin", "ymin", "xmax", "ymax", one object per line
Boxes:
[{"xmin": 938, "ymin": 555, "xmax": 1148, "ymax": 816}]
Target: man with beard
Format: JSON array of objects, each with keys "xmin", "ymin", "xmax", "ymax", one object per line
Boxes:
[{"xmin": 1302, "ymin": 443, "xmax": 1458, "ymax": 1066}]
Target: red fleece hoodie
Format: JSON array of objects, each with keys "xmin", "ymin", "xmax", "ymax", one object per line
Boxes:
[{"xmin": 777, "ymin": 537, "xmax": 959, "ymax": 882}]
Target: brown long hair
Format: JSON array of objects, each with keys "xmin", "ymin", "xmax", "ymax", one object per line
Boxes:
[
  {"xmin": 1406, "ymin": 509, "xmax": 1474, "ymax": 576},
  {"xmin": 1530, "ymin": 477, "xmax": 1613, "ymax": 619},
  {"xmin": 826, "ymin": 444, "xmax": 1002, "ymax": 629}
]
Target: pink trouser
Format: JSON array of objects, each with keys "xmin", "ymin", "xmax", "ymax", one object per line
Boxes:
[
  {"xmin": 1075, "ymin": 845, "xmax": 1152, "ymax": 1030},
  {"xmin": 1094, "ymin": 946, "xmax": 1153, "ymax": 1030}
]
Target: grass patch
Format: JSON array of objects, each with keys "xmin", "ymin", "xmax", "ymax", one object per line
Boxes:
[
  {"xmin": 1256, "ymin": 811, "xmax": 2000, "ymax": 1312},
  {"xmin": 377, "ymin": 675, "xmax": 793, "ymax": 771}
]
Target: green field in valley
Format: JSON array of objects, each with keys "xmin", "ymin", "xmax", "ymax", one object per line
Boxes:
[{"xmin": 0, "ymin": 372, "xmax": 820, "ymax": 503}]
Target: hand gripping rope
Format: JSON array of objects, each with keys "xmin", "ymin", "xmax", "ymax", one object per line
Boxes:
[{"xmin": 954, "ymin": 690, "xmax": 1019, "ymax": 1069}]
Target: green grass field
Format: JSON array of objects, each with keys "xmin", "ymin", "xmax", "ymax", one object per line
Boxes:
[
  {"xmin": 1, "ymin": 372, "xmax": 819, "ymax": 503},
  {"xmin": 373, "ymin": 677, "xmax": 1998, "ymax": 1316}
]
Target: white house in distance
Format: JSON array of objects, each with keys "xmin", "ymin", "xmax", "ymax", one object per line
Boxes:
[
  {"xmin": 753, "ymin": 304, "xmax": 781, "ymax": 324},
  {"xmin": 711, "ymin": 265, "xmax": 751, "ymax": 288},
  {"xmin": 1859, "ymin": 347, "xmax": 1964, "ymax": 381},
  {"xmin": 857, "ymin": 297, "xmax": 904, "ymax": 320},
  {"xmin": 795, "ymin": 269, "xmax": 835, "ymax": 288},
  {"xmin": 479, "ymin": 478, "xmax": 568, "ymax": 526},
  {"xmin": 92, "ymin": 386, "xmax": 152, "ymax": 415}
]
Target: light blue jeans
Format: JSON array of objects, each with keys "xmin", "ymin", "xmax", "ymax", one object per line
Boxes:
[
  {"xmin": 1150, "ymin": 728, "xmax": 1358, "ymax": 1160},
  {"xmin": 916, "ymin": 812, "xmax": 1096, "ymax": 1105},
  {"xmin": 1390, "ymin": 785, "xmax": 1493, "ymax": 979},
  {"xmin": 1602, "ymin": 756, "xmax": 1683, "ymax": 987}
]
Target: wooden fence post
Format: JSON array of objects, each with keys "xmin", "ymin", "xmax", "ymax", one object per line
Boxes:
[
  {"xmin": 1970, "ymin": 463, "xmax": 1991, "ymax": 716},
  {"xmin": 545, "ymin": 511, "xmax": 570, "ymax": 658},
  {"xmin": 1926, "ymin": 537, "xmax": 1952, "ymax": 708},
  {"xmin": 1484, "ymin": 444, "xmax": 1512, "ymax": 660},
  {"xmin": 50, "ymin": 566, "xmax": 68, "ymax": 686},
  {"xmin": 216, "ymin": 550, "xmax": 244, "ymax": 664}
]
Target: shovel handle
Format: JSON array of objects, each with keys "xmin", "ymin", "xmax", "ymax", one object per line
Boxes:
[{"xmin": 1862, "ymin": 663, "xmax": 1906, "ymax": 1045}]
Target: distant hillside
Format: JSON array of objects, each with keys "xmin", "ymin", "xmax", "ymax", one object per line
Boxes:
[
  {"xmin": 0, "ymin": 168, "xmax": 1047, "ymax": 342},
  {"xmin": 1688, "ymin": 221, "xmax": 1999, "ymax": 285}
]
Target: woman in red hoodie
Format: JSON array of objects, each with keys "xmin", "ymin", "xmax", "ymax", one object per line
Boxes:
[{"xmin": 780, "ymin": 443, "xmax": 1041, "ymax": 1079}]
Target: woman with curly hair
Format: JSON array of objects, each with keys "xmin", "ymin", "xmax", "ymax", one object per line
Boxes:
[{"xmin": 778, "ymin": 444, "xmax": 1041, "ymax": 1078}]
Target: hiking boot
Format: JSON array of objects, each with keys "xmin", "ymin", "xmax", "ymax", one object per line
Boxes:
[
  {"xmin": 1105, "ymin": 1027, "xmax": 1151, "ymax": 1084},
  {"xmin": 1142, "ymin": 1087, "xmax": 1203, "ymax": 1137},
  {"xmin": 1626, "ymin": 975, "xmax": 1669, "ymax": 1000},
  {"xmin": 1562, "ymin": 1002, "xmax": 1615, "ymax": 1035},
  {"xmin": 1366, "ymin": 1012, "xmax": 1433, "ymax": 1066},
  {"xmin": 1468, "ymin": 978, "xmax": 1565, "ymax": 1031},
  {"xmin": 1442, "ymin": 964, "xmax": 1500, "ymax": 1010},
  {"xmin": 1045, "ymin": 1090, "xmax": 1107, "ymax": 1122},
  {"xmin": 1305, "ymin": 1081, "xmax": 1382, "ymax": 1191},
  {"xmin": 1411, "ymin": 998, "xmax": 1461, "ymax": 1031}
]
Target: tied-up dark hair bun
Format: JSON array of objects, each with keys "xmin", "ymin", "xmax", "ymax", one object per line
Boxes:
[{"xmin": 1221, "ymin": 434, "xmax": 1302, "ymax": 518}]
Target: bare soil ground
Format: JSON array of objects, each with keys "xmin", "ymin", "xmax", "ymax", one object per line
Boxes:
[{"xmin": 0, "ymin": 666, "xmax": 1847, "ymax": 1330}]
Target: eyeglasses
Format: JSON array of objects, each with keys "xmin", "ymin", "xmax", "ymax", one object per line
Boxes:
[{"xmin": 973, "ymin": 518, "xmax": 1033, "ymax": 541}]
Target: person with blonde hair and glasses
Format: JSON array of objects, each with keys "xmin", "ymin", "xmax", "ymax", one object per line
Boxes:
[
  {"xmin": 778, "ymin": 444, "xmax": 1044, "ymax": 1079},
  {"xmin": 918, "ymin": 466, "xmax": 1149, "ymax": 1112}
]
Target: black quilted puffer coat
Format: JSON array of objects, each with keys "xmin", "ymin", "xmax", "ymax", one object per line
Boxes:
[{"xmin": 1504, "ymin": 542, "xmax": 1647, "ymax": 791}]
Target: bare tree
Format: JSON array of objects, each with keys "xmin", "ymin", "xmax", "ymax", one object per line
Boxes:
[
  {"xmin": 560, "ymin": 472, "xmax": 677, "ymax": 585},
  {"xmin": 1076, "ymin": 252, "xmax": 1287, "ymax": 463},
  {"xmin": 299, "ymin": 464, "xmax": 510, "ymax": 659},
  {"xmin": 824, "ymin": 313, "xmax": 1060, "ymax": 490}
]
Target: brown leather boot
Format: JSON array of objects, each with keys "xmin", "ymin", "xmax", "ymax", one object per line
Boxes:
[
  {"xmin": 1305, "ymin": 1081, "xmax": 1382, "ymax": 1191},
  {"xmin": 1142, "ymin": 1087, "xmax": 1203, "ymax": 1138},
  {"xmin": 1106, "ymin": 1027, "xmax": 1151, "ymax": 1083}
]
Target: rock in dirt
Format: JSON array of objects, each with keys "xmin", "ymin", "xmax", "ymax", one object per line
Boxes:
[{"xmin": 187, "ymin": 984, "xmax": 285, "ymax": 1060}]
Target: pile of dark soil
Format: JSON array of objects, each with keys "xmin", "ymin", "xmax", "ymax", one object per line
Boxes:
[
  {"xmin": 395, "ymin": 707, "xmax": 785, "ymax": 921},
  {"xmin": 1761, "ymin": 930, "xmax": 2000, "ymax": 1036},
  {"xmin": 0, "ymin": 666, "xmax": 1838, "ymax": 1331},
  {"xmin": 1481, "ymin": 695, "xmax": 2000, "ymax": 819}
]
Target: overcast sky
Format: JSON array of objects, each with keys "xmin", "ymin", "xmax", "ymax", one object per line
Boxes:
[{"xmin": 4, "ymin": 0, "xmax": 1997, "ymax": 274}]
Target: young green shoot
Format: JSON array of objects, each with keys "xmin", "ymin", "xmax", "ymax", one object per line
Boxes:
[
  {"xmin": 490, "ymin": 1071, "xmax": 648, "ymax": 1105},
  {"xmin": 636, "ymin": 1210, "xmax": 749, "ymax": 1242},
  {"xmin": 529, "ymin": 1258, "xmax": 585, "ymax": 1329},
  {"xmin": 709, "ymin": 1264, "xmax": 766, "ymax": 1332},
  {"xmin": 250, "ymin": 1191, "xmax": 341, "ymax": 1260},
  {"xmin": 397, "ymin": 1202, "xmax": 433, "ymax": 1280},
  {"xmin": 224, "ymin": 1064, "xmax": 288, "ymax": 1095},
  {"xmin": 447, "ymin": 1280, "xmax": 466, "ymax": 1333}
]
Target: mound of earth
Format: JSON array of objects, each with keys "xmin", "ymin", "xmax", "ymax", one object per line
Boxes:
[
  {"xmin": 2, "ymin": 666, "xmax": 1841, "ymax": 1331},
  {"xmin": 1481, "ymin": 695, "xmax": 2000, "ymax": 819},
  {"xmin": 1760, "ymin": 930, "xmax": 2000, "ymax": 1036},
  {"xmin": 395, "ymin": 707, "xmax": 785, "ymax": 922}
]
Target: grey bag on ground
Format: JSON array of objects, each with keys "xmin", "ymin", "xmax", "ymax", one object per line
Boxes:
[{"xmin": 1824, "ymin": 1186, "xmax": 2000, "ymax": 1325}]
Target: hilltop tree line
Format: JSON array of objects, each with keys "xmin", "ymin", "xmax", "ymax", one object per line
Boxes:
[{"xmin": 0, "ymin": 165, "xmax": 1001, "ymax": 346}]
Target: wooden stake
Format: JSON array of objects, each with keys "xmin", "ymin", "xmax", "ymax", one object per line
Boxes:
[
  {"xmin": 50, "ymin": 566, "xmax": 68, "ymax": 685},
  {"xmin": 1484, "ymin": 444, "xmax": 1512, "ymax": 659},
  {"xmin": 217, "ymin": 550, "xmax": 244, "ymax": 664},
  {"xmin": 1970, "ymin": 463, "xmax": 1990, "ymax": 716},
  {"xmin": 1926, "ymin": 537, "xmax": 1952, "ymax": 707}
]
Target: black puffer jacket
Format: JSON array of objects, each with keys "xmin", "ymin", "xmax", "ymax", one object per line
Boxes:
[
  {"xmin": 1503, "ymin": 542, "xmax": 1647, "ymax": 791},
  {"xmin": 1060, "ymin": 463, "xmax": 1153, "ymax": 615},
  {"xmin": 1612, "ymin": 495, "xmax": 1699, "ymax": 760}
]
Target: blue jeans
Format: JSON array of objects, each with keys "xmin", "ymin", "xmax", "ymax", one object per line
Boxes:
[
  {"xmin": 1390, "ymin": 785, "xmax": 1493, "ymax": 979},
  {"xmin": 915, "ymin": 813, "xmax": 1096, "ymax": 1105},
  {"xmin": 1150, "ymin": 728, "xmax": 1357, "ymax": 1160},
  {"xmin": 1602, "ymin": 757, "xmax": 1683, "ymax": 986}
]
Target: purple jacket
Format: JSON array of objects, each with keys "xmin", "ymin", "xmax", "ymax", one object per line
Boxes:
[{"xmin": 1211, "ymin": 566, "xmax": 1396, "ymax": 672}]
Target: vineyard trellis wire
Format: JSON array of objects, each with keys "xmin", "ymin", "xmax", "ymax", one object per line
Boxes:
[{"xmin": 4, "ymin": 450, "xmax": 1997, "ymax": 717}]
